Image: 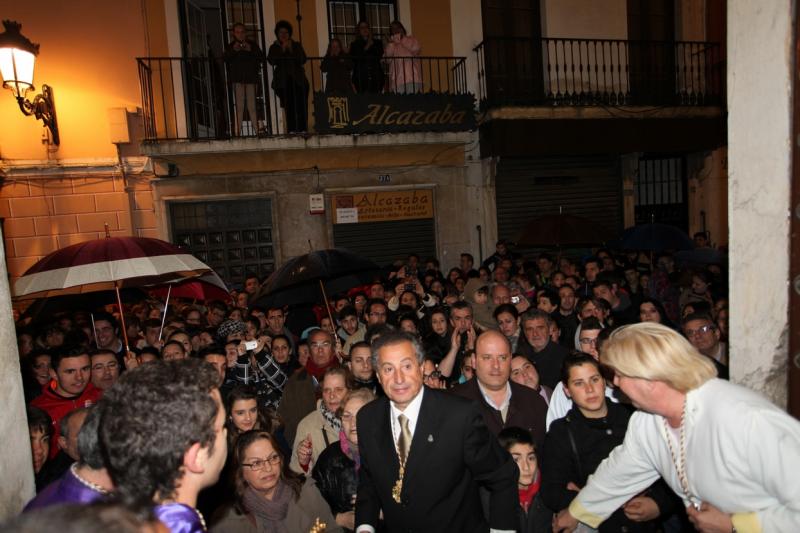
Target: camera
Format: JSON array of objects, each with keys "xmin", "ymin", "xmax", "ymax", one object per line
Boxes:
[
  {"xmin": 404, "ymin": 283, "xmax": 416, "ymax": 292},
  {"xmin": 511, "ymin": 296, "xmax": 520, "ymax": 304},
  {"xmin": 243, "ymin": 340, "xmax": 258, "ymax": 351}
]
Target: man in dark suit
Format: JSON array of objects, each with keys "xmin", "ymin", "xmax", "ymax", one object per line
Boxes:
[
  {"xmin": 452, "ymin": 330, "xmax": 549, "ymax": 451},
  {"xmin": 355, "ymin": 331, "xmax": 518, "ymax": 533}
]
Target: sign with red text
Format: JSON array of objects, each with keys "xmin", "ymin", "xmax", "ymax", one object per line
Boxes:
[{"xmin": 331, "ymin": 189, "xmax": 434, "ymax": 223}]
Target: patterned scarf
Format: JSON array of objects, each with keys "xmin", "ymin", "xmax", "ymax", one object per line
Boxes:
[{"xmin": 319, "ymin": 401, "xmax": 342, "ymax": 435}]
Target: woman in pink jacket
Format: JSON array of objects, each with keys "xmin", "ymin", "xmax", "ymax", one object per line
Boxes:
[{"xmin": 384, "ymin": 20, "xmax": 422, "ymax": 94}]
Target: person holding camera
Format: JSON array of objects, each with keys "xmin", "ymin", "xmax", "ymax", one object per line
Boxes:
[
  {"xmin": 383, "ymin": 20, "xmax": 422, "ymax": 94},
  {"xmin": 225, "ymin": 22, "xmax": 265, "ymax": 136}
]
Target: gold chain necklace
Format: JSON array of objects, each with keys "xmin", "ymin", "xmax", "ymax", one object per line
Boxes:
[
  {"xmin": 391, "ymin": 415, "xmax": 409, "ymax": 504},
  {"xmin": 661, "ymin": 398, "xmax": 701, "ymax": 509}
]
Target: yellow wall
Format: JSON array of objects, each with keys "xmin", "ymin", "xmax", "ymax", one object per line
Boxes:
[
  {"xmin": 0, "ymin": 1, "xmax": 148, "ymax": 161},
  {"xmin": 409, "ymin": 0, "xmax": 454, "ymax": 56},
  {"xmin": 542, "ymin": 0, "xmax": 628, "ymax": 39},
  {"xmin": 274, "ymin": 0, "xmax": 320, "ymax": 58}
]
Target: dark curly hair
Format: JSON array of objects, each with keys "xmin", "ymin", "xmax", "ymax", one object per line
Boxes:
[
  {"xmin": 98, "ymin": 359, "xmax": 220, "ymax": 506},
  {"xmin": 233, "ymin": 430, "xmax": 304, "ymax": 513}
]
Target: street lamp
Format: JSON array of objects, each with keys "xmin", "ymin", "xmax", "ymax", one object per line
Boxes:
[{"xmin": 0, "ymin": 20, "xmax": 59, "ymax": 145}]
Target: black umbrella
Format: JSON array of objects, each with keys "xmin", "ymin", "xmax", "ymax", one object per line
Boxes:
[
  {"xmin": 517, "ymin": 213, "xmax": 612, "ymax": 247},
  {"xmin": 253, "ymin": 248, "xmax": 382, "ymax": 309},
  {"xmin": 619, "ymin": 223, "xmax": 694, "ymax": 251}
]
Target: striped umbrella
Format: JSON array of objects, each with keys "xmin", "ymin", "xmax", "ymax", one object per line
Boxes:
[{"xmin": 14, "ymin": 235, "xmax": 212, "ymax": 350}]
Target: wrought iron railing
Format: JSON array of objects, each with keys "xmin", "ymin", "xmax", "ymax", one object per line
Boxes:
[
  {"xmin": 137, "ymin": 55, "xmax": 469, "ymax": 141},
  {"xmin": 474, "ymin": 37, "xmax": 724, "ymax": 109}
]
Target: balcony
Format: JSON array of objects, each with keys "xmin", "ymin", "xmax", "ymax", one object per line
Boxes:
[
  {"xmin": 475, "ymin": 37, "xmax": 725, "ymax": 110},
  {"xmin": 136, "ymin": 55, "xmax": 471, "ymax": 144}
]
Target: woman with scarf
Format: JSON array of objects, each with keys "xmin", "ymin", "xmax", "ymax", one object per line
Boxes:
[
  {"xmin": 289, "ymin": 367, "xmax": 352, "ymax": 474},
  {"xmin": 210, "ymin": 430, "xmax": 342, "ymax": 532},
  {"xmin": 312, "ymin": 387, "xmax": 375, "ymax": 532}
]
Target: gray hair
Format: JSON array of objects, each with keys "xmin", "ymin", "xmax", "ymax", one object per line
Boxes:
[
  {"xmin": 60, "ymin": 406, "xmax": 89, "ymax": 440},
  {"xmin": 370, "ymin": 330, "xmax": 425, "ymax": 370},
  {"xmin": 77, "ymin": 405, "xmax": 105, "ymax": 469},
  {"xmin": 521, "ymin": 308, "xmax": 554, "ymax": 328}
]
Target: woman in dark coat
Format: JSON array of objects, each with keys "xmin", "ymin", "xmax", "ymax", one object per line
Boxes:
[
  {"xmin": 267, "ymin": 20, "xmax": 309, "ymax": 132},
  {"xmin": 349, "ymin": 20, "xmax": 384, "ymax": 93},
  {"xmin": 321, "ymin": 38, "xmax": 353, "ymax": 94},
  {"xmin": 311, "ymin": 387, "xmax": 375, "ymax": 532},
  {"xmin": 541, "ymin": 354, "xmax": 675, "ymax": 532}
]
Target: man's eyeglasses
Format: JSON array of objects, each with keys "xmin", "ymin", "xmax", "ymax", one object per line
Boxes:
[
  {"xmin": 242, "ymin": 454, "xmax": 281, "ymax": 470},
  {"xmin": 310, "ymin": 341, "xmax": 332, "ymax": 349},
  {"xmin": 368, "ymin": 311, "xmax": 387, "ymax": 317},
  {"xmin": 685, "ymin": 324, "xmax": 715, "ymax": 337},
  {"xmin": 579, "ymin": 337, "xmax": 599, "ymax": 345}
]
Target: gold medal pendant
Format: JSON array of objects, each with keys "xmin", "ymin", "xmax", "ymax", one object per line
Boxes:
[{"xmin": 392, "ymin": 478, "xmax": 403, "ymax": 503}]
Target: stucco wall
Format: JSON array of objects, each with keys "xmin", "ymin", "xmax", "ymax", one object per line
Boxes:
[
  {"xmin": 727, "ymin": 0, "xmax": 792, "ymax": 406},
  {"xmin": 0, "ymin": 1, "xmax": 147, "ymax": 160},
  {"xmin": 0, "ymin": 232, "xmax": 35, "ymax": 518}
]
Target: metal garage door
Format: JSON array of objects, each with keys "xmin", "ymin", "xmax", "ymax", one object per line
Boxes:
[
  {"xmin": 333, "ymin": 218, "xmax": 436, "ymax": 268},
  {"xmin": 495, "ymin": 156, "xmax": 623, "ymax": 245}
]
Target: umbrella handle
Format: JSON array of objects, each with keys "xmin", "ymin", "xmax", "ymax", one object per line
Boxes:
[
  {"xmin": 115, "ymin": 285, "xmax": 131, "ymax": 352},
  {"xmin": 318, "ymin": 279, "xmax": 337, "ymax": 341},
  {"xmin": 158, "ymin": 285, "xmax": 172, "ymax": 342}
]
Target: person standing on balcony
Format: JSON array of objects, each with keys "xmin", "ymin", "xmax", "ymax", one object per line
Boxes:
[
  {"xmin": 349, "ymin": 20, "xmax": 384, "ymax": 93},
  {"xmin": 225, "ymin": 23, "xmax": 265, "ymax": 136},
  {"xmin": 267, "ymin": 20, "xmax": 309, "ymax": 133},
  {"xmin": 384, "ymin": 20, "xmax": 422, "ymax": 94},
  {"xmin": 321, "ymin": 38, "xmax": 354, "ymax": 94}
]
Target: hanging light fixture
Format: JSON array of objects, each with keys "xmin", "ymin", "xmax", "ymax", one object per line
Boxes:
[{"xmin": 0, "ymin": 20, "xmax": 59, "ymax": 145}]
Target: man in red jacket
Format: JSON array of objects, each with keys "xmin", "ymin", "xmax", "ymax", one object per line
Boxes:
[{"xmin": 31, "ymin": 346, "xmax": 101, "ymax": 459}]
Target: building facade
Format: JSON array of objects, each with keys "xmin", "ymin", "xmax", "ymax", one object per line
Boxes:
[{"xmin": 1, "ymin": 0, "xmax": 726, "ymax": 288}]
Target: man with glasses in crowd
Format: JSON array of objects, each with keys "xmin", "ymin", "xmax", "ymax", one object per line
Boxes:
[{"xmin": 278, "ymin": 328, "xmax": 339, "ymax": 445}]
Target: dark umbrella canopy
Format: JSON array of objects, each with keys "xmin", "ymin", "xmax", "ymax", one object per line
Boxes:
[
  {"xmin": 517, "ymin": 213, "xmax": 612, "ymax": 247},
  {"xmin": 619, "ymin": 223, "xmax": 694, "ymax": 251},
  {"xmin": 254, "ymin": 248, "xmax": 382, "ymax": 308}
]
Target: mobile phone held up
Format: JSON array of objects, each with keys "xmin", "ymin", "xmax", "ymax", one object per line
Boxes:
[
  {"xmin": 511, "ymin": 296, "xmax": 520, "ymax": 304},
  {"xmin": 244, "ymin": 340, "xmax": 258, "ymax": 351}
]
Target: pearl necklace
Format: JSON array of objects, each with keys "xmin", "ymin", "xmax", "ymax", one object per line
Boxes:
[
  {"xmin": 661, "ymin": 398, "xmax": 701, "ymax": 509},
  {"xmin": 70, "ymin": 463, "xmax": 109, "ymax": 495}
]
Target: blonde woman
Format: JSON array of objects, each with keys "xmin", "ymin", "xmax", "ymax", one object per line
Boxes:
[{"xmin": 554, "ymin": 322, "xmax": 800, "ymax": 533}]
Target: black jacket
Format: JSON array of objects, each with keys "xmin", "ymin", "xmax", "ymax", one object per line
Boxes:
[
  {"xmin": 349, "ymin": 37, "xmax": 384, "ymax": 92},
  {"xmin": 518, "ymin": 339, "xmax": 569, "ymax": 390},
  {"xmin": 321, "ymin": 54, "xmax": 353, "ymax": 94},
  {"xmin": 542, "ymin": 401, "xmax": 673, "ymax": 532},
  {"xmin": 224, "ymin": 39, "xmax": 264, "ymax": 84},
  {"xmin": 450, "ymin": 377, "xmax": 548, "ymax": 451},
  {"xmin": 312, "ymin": 442, "xmax": 358, "ymax": 517},
  {"xmin": 355, "ymin": 387, "xmax": 519, "ymax": 532}
]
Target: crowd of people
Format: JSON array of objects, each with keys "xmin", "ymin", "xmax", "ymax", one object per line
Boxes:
[
  {"xmin": 8, "ymin": 238, "xmax": 800, "ymax": 532},
  {"xmin": 223, "ymin": 18, "xmax": 424, "ymax": 135}
]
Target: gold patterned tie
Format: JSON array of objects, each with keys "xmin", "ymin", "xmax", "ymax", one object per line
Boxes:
[{"xmin": 397, "ymin": 414, "xmax": 411, "ymax": 463}]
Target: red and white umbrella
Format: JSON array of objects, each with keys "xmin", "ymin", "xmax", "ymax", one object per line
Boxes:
[
  {"xmin": 14, "ymin": 235, "xmax": 213, "ymax": 351},
  {"xmin": 14, "ymin": 236, "xmax": 210, "ymax": 300}
]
